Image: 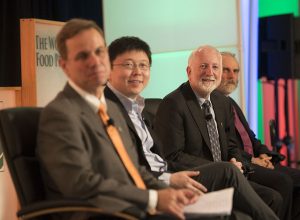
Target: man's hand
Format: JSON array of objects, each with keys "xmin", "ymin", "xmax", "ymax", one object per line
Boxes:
[
  {"xmin": 252, "ymin": 154, "xmax": 274, "ymax": 169},
  {"xmin": 170, "ymin": 171, "xmax": 207, "ymax": 195},
  {"xmin": 229, "ymin": 158, "xmax": 243, "ymax": 173},
  {"xmin": 157, "ymin": 188, "xmax": 199, "ymax": 220}
]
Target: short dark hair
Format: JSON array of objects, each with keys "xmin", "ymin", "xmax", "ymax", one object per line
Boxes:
[
  {"xmin": 108, "ymin": 36, "xmax": 152, "ymax": 65},
  {"xmin": 56, "ymin": 18, "xmax": 105, "ymax": 59}
]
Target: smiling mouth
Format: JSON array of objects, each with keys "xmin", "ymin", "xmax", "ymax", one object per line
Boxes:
[
  {"xmin": 128, "ymin": 80, "xmax": 143, "ymax": 84},
  {"xmin": 202, "ymin": 78, "xmax": 215, "ymax": 82}
]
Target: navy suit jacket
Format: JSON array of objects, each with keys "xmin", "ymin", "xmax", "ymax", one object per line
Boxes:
[{"xmin": 154, "ymin": 82, "xmax": 244, "ymax": 170}]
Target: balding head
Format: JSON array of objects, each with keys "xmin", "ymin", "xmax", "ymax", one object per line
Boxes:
[{"xmin": 186, "ymin": 45, "xmax": 222, "ymax": 99}]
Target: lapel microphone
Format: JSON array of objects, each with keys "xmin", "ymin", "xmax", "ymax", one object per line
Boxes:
[
  {"xmin": 205, "ymin": 110, "xmax": 212, "ymax": 120},
  {"xmin": 106, "ymin": 118, "xmax": 115, "ymax": 126}
]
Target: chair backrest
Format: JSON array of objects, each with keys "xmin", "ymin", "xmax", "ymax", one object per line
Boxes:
[
  {"xmin": 0, "ymin": 107, "xmax": 44, "ymax": 207},
  {"xmin": 269, "ymin": 119, "xmax": 282, "ymax": 151},
  {"xmin": 144, "ymin": 98, "xmax": 162, "ymax": 119}
]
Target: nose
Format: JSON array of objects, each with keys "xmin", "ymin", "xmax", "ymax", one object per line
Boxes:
[
  {"xmin": 206, "ymin": 65, "xmax": 214, "ymax": 76},
  {"xmin": 132, "ymin": 65, "xmax": 142, "ymax": 75},
  {"xmin": 88, "ymin": 53, "xmax": 100, "ymax": 66},
  {"xmin": 227, "ymin": 70, "xmax": 235, "ymax": 79}
]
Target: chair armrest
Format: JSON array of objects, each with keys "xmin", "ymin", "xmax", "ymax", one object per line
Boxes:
[{"xmin": 17, "ymin": 200, "xmax": 140, "ymax": 220}]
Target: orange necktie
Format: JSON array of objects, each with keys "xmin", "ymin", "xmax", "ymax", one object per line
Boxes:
[{"xmin": 98, "ymin": 104, "xmax": 146, "ymax": 189}]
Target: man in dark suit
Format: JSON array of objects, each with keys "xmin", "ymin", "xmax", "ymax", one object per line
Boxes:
[
  {"xmin": 104, "ymin": 36, "xmax": 280, "ymax": 220},
  {"xmin": 217, "ymin": 51, "xmax": 300, "ymax": 220},
  {"xmin": 36, "ymin": 19, "xmax": 203, "ymax": 220},
  {"xmin": 154, "ymin": 45, "xmax": 283, "ymax": 218}
]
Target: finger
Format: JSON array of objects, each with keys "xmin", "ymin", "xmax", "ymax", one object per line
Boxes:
[
  {"xmin": 168, "ymin": 202, "xmax": 185, "ymax": 220},
  {"xmin": 186, "ymin": 184, "xmax": 205, "ymax": 195},
  {"xmin": 230, "ymin": 157, "xmax": 237, "ymax": 162},
  {"xmin": 263, "ymin": 157, "xmax": 272, "ymax": 162},
  {"xmin": 267, "ymin": 162, "xmax": 274, "ymax": 169},
  {"xmin": 182, "ymin": 188, "xmax": 202, "ymax": 203},
  {"xmin": 185, "ymin": 170, "xmax": 200, "ymax": 177},
  {"xmin": 236, "ymin": 162, "xmax": 243, "ymax": 167},
  {"xmin": 189, "ymin": 194, "xmax": 200, "ymax": 204},
  {"xmin": 170, "ymin": 205, "xmax": 185, "ymax": 219},
  {"xmin": 188, "ymin": 179, "xmax": 207, "ymax": 193},
  {"xmin": 176, "ymin": 191, "xmax": 189, "ymax": 205}
]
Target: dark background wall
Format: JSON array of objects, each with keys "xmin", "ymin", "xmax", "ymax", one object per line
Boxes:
[{"xmin": 0, "ymin": 0, "xmax": 103, "ymax": 87}]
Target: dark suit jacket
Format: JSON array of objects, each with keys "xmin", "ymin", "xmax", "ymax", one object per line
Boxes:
[
  {"xmin": 37, "ymin": 83, "xmax": 167, "ymax": 216},
  {"xmin": 104, "ymin": 87, "xmax": 187, "ymax": 175},
  {"xmin": 154, "ymin": 82, "xmax": 244, "ymax": 170},
  {"xmin": 229, "ymin": 97, "xmax": 273, "ymax": 161}
]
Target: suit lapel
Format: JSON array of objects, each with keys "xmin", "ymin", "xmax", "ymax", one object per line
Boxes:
[
  {"xmin": 181, "ymin": 83, "xmax": 211, "ymax": 149},
  {"xmin": 63, "ymin": 84, "xmax": 109, "ymax": 140},
  {"xmin": 104, "ymin": 87, "xmax": 137, "ymax": 134}
]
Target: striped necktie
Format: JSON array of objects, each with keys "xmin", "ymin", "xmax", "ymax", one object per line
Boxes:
[{"xmin": 202, "ymin": 100, "xmax": 222, "ymax": 162}]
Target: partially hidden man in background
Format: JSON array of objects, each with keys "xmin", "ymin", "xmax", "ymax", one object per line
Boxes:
[{"xmin": 217, "ymin": 51, "xmax": 300, "ymax": 220}]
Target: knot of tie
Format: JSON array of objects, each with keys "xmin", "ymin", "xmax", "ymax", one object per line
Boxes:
[
  {"xmin": 98, "ymin": 104, "xmax": 110, "ymax": 126},
  {"xmin": 202, "ymin": 100, "xmax": 212, "ymax": 120}
]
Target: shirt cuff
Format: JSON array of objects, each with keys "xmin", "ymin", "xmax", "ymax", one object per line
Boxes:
[
  {"xmin": 158, "ymin": 172, "xmax": 172, "ymax": 185},
  {"xmin": 147, "ymin": 189, "xmax": 158, "ymax": 214}
]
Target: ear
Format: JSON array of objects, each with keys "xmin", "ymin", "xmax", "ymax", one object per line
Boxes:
[
  {"xmin": 186, "ymin": 66, "xmax": 191, "ymax": 78},
  {"xmin": 59, "ymin": 58, "xmax": 69, "ymax": 76},
  {"xmin": 59, "ymin": 58, "xmax": 66, "ymax": 70}
]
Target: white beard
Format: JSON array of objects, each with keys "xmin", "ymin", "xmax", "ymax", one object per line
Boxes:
[{"xmin": 218, "ymin": 80, "xmax": 238, "ymax": 95}]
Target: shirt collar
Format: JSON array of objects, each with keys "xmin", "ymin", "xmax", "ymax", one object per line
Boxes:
[
  {"xmin": 190, "ymin": 87, "xmax": 211, "ymax": 107},
  {"xmin": 68, "ymin": 79, "xmax": 106, "ymax": 113},
  {"xmin": 107, "ymin": 82, "xmax": 145, "ymax": 115}
]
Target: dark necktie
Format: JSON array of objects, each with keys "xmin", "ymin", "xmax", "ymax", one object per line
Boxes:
[
  {"xmin": 202, "ymin": 100, "xmax": 222, "ymax": 162},
  {"xmin": 232, "ymin": 106, "xmax": 253, "ymax": 155},
  {"xmin": 98, "ymin": 104, "xmax": 146, "ymax": 189}
]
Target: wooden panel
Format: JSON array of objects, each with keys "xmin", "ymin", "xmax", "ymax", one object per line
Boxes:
[
  {"xmin": 20, "ymin": 19, "xmax": 66, "ymax": 107},
  {"xmin": 20, "ymin": 19, "xmax": 37, "ymax": 106},
  {"xmin": 0, "ymin": 87, "xmax": 20, "ymax": 220},
  {"xmin": 0, "ymin": 88, "xmax": 21, "ymax": 108}
]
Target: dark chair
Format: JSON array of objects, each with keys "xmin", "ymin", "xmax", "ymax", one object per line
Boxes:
[
  {"xmin": 144, "ymin": 98, "xmax": 162, "ymax": 117},
  {"xmin": 144, "ymin": 98, "xmax": 162, "ymax": 126},
  {"xmin": 0, "ymin": 107, "xmax": 138, "ymax": 220},
  {"xmin": 269, "ymin": 119, "xmax": 286, "ymax": 164}
]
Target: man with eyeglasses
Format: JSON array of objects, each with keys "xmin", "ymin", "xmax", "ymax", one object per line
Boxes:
[
  {"xmin": 104, "ymin": 36, "xmax": 281, "ymax": 220},
  {"xmin": 217, "ymin": 52, "xmax": 300, "ymax": 220}
]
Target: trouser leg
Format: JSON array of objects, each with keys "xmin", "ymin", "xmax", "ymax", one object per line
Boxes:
[{"xmin": 192, "ymin": 162, "xmax": 279, "ymax": 220}]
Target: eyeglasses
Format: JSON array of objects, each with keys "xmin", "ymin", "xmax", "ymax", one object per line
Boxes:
[{"xmin": 112, "ymin": 62, "xmax": 150, "ymax": 71}]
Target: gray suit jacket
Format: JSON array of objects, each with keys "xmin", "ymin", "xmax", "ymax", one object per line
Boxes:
[{"xmin": 37, "ymin": 83, "xmax": 167, "ymax": 215}]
